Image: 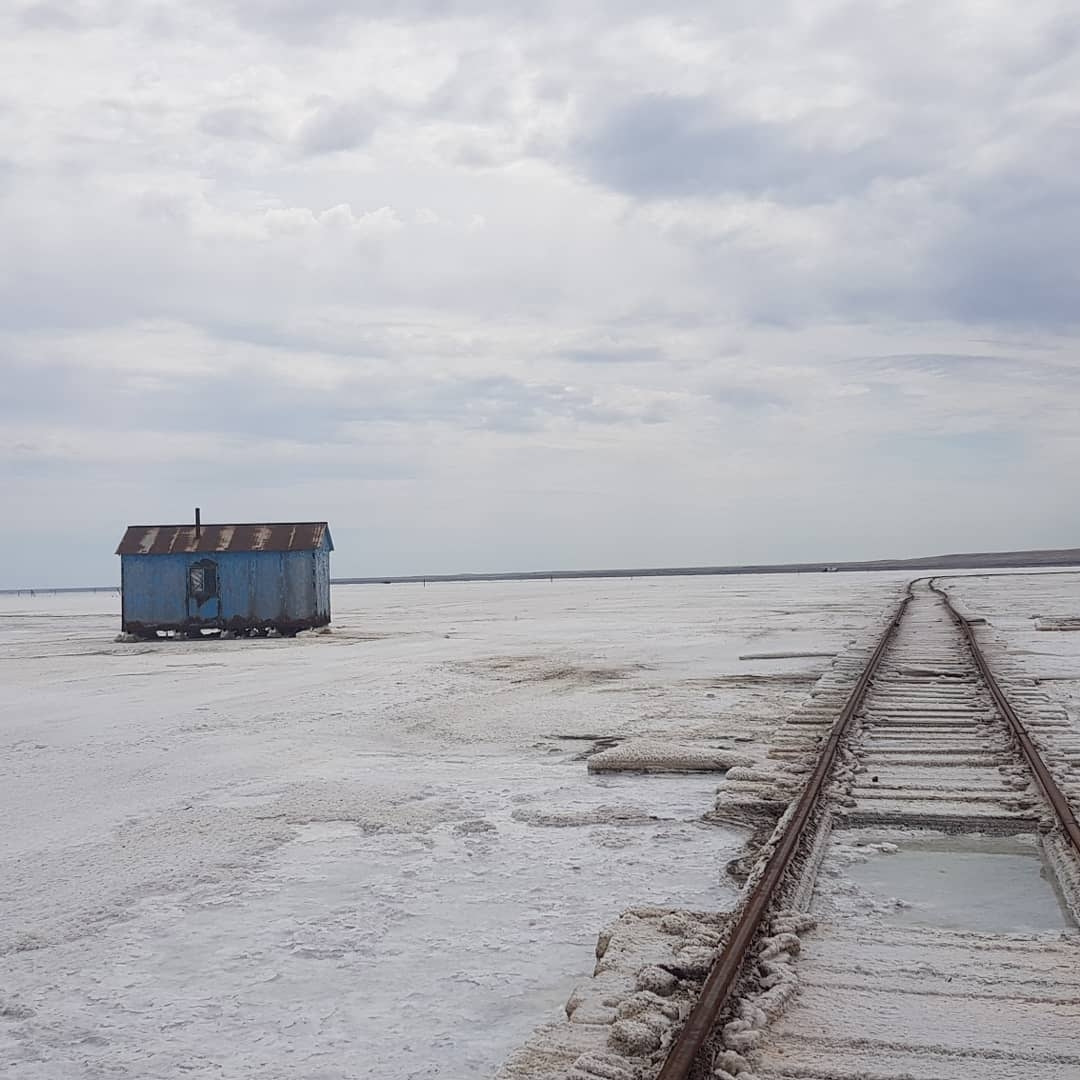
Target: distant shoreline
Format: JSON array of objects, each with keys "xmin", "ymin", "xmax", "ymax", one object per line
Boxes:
[
  {"xmin": 5, "ymin": 546, "xmax": 1079, "ymax": 594},
  {"xmin": 334, "ymin": 547, "xmax": 1080, "ymax": 585}
]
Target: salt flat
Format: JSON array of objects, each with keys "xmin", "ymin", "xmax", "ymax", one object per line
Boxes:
[{"xmin": 2, "ymin": 573, "xmax": 916, "ymax": 1078}]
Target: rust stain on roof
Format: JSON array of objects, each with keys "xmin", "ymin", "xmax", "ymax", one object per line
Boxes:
[{"xmin": 116, "ymin": 522, "xmax": 332, "ymax": 555}]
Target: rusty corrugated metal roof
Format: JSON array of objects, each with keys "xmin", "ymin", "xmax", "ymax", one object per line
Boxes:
[{"xmin": 116, "ymin": 522, "xmax": 333, "ymax": 556}]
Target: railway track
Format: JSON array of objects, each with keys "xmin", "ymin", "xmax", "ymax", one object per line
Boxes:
[{"xmin": 661, "ymin": 580, "xmax": 1080, "ymax": 1080}]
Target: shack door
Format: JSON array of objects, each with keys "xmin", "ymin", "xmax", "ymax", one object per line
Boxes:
[{"xmin": 186, "ymin": 559, "xmax": 221, "ymax": 623}]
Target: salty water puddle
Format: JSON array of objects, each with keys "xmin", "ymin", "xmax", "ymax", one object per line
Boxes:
[{"xmin": 842, "ymin": 834, "xmax": 1074, "ymax": 932}]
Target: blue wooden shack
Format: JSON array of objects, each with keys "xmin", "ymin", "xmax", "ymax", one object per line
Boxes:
[{"xmin": 116, "ymin": 513, "xmax": 333, "ymax": 637}]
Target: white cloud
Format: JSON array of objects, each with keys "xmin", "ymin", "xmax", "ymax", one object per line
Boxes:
[
  {"xmin": 264, "ymin": 206, "xmax": 319, "ymax": 233},
  {"xmin": 317, "ymin": 203, "xmax": 402, "ymax": 233}
]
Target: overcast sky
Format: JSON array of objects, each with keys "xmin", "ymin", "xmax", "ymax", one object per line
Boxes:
[{"xmin": 3, "ymin": 1, "xmax": 1079, "ymax": 586}]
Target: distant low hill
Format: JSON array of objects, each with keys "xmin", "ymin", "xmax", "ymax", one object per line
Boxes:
[{"xmin": 334, "ymin": 547, "xmax": 1080, "ymax": 586}]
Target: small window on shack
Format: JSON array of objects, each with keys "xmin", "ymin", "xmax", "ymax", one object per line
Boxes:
[{"xmin": 188, "ymin": 560, "xmax": 219, "ymax": 600}]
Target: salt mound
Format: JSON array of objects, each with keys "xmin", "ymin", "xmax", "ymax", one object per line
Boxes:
[{"xmin": 587, "ymin": 740, "xmax": 753, "ymax": 774}]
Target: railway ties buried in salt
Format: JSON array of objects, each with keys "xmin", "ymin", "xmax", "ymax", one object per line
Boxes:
[
  {"xmin": 736, "ymin": 583, "xmax": 1080, "ymax": 1080},
  {"xmin": 845, "ymin": 594, "xmax": 1042, "ymax": 835}
]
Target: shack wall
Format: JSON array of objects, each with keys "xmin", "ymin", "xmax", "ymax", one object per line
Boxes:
[
  {"xmin": 120, "ymin": 554, "xmax": 189, "ymax": 628},
  {"xmin": 121, "ymin": 540, "xmax": 331, "ymax": 633}
]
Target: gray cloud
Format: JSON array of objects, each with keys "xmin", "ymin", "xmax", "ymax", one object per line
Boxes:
[
  {"xmin": 928, "ymin": 175, "xmax": 1080, "ymax": 329},
  {"xmin": 0, "ymin": 156, "xmax": 16, "ymax": 197},
  {"xmin": 707, "ymin": 384, "xmax": 787, "ymax": 411},
  {"xmin": 572, "ymin": 94, "xmax": 917, "ymax": 204},
  {"xmin": 199, "ymin": 106, "xmax": 278, "ymax": 142},
  {"xmin": 565, "ymin": 346, "xmax": 663, "ymax": 365},
  {"xmin": 220, "ymin": 0, "xmax": 544, "ymax": 34},
  {"xmin": 1, "ymin": 347, "xmax": 646, "ymax": 449},
  {"xmin": 853, "ymin": 354, "xmax": 1026, "ymax": 378},
  {"xmin": 294, "ymin": 100, "xmax": 376, "ymax": 155},
  {"xmin": 18, "ymin": 2, "xmax": 87, "ymax": 31}
]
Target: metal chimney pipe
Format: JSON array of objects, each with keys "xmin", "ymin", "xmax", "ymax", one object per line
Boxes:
[{"xmin": 195, "ymin": 507, "xmax": 202, "ymax": 539}]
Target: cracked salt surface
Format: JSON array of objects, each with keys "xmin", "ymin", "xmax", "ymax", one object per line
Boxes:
[
  {"xmin": 267, "ymin": 766, "xmax": 734, "ymax": 1077},
  {"xmin": 837, "ymin": 835, "xmax": 1075, "ymax": 932},
  {"xmin": 3, "ymin": 756, "xmax": 738, "ymax": 1080},
  {"xmin": 0, "ymin": 575, "xmax": 917, "ymax": 1078}
]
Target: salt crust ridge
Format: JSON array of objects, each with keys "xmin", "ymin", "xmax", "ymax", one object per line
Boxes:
[{"xmin": 498, "ymin": 614, "xmax": 897, "ymax": 1079}]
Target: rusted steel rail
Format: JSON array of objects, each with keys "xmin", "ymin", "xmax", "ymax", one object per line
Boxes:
[
  {"xmin": 934, "ymin": 583, "xmax": 1080, "ymax": 858},
  {"xmin": 656, "ymin": 594, "xmax": 911, "ymax": 1080}
]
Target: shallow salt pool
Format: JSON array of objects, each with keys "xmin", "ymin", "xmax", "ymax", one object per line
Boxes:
[{"xmin": 842, "ymin": 835, "xmax": 1075, "ymax": 932}]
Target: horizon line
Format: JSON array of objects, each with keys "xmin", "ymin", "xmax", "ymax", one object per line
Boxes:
[{"xmin": 3, "ymin": 544, "xmax": 1079, "ymax": 594}]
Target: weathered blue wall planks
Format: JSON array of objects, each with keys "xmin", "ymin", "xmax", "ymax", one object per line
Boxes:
[{"xmin": 116, "ymin": 522, "xmax": 332, "ymax": 636}]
